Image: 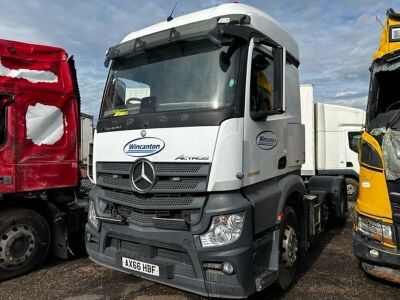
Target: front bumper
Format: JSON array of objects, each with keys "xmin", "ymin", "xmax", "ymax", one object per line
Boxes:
[
  {"xmin": 85, "ymin": 190, "xmax": 262, "ymax": 299},
  {"xmin": 353, "ymin": 231, "xmax": 400, "ymax": 283}
]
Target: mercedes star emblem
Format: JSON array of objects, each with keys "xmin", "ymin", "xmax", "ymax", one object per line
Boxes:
[
  {"xmin": 131, "ymin": 160, "xmax": 155, "ymax": 192},
  {"xmin": 141, "ymin": 130, "xmax": 146, "ymax": 137}
]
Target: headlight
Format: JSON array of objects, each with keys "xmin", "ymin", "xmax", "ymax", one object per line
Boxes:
[
  {"xmin": 356, "ymin": 213, "xmax": 395, "ymax": 246},
  {"xmin": 88, "ymin": 200, "xmax": 100, "ymax": 230},
  {"xmin": 200, "ymin": 212, "xmax": 245, "ymax": 247}
]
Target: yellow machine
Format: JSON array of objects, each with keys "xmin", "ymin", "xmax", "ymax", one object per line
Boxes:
[{"xmin": 353, "ymin": 8, "xmax": 400, "ymax": 283}]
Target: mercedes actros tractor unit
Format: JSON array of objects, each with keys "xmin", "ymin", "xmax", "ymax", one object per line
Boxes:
[
  {"xmin": 353, "ymin": 8, "xmax": 400, "ymax": 284},
  {"xmin": 86, "ymin": 4, "xmax": 347, "ymax": 298}
]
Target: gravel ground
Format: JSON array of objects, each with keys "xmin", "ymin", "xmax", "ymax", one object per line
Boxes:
[{"xmin": 1, "ymin": 207, "xmax": 399, "ymax": 300}]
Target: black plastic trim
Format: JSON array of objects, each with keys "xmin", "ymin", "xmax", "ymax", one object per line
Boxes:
[
  {"xmin": 389, "ymin": 25, "xmax": 400, "ymax": 43},
  {"xmin": 97, "ymin": 107, "xmax": 236, "ymax": 133},
  {"xmin": 317, "ymin": 169, "xmax": 359, "ymax": 178}
]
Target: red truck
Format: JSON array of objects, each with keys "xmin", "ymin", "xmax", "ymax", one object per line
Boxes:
[{"xmin": 0, "ymin": 39, "xmax": 88, "ymax": 280}]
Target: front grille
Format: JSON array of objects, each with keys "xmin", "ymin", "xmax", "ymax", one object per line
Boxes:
[
  {"xmin": 102, "ymin": 174, "xmax": 131, "ymax": 188},
  {"xmin": 99, "ymin": 190, "xmax": 199, "ymax": 209},
  {"xmin": 96, "ymin": 161, "xmax": 210, "ymax": 193},
  {"xmin": 106, "ymin": 203, "xmax": 190, "ymax": 230},
  {"xmin": 153, "ymin": 177, "xmax": 207, "ymax": 191},
  {"xmin": 103, "ymin": 190, "xmax": 196, "ymax": 208}
]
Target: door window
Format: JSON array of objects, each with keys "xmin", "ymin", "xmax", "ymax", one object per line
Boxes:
[
  {"xmin": 250, "ymin": 47, "xmax": 283, "ymax": 118},
  {"xmin": 348, "ymin": 131, "xmax": 361, "ymax": 153}
]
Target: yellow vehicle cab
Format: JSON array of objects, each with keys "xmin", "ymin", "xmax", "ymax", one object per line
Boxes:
[{"xmin": 353, "ymin": 8, "xmax": 400, "ymax": 283}]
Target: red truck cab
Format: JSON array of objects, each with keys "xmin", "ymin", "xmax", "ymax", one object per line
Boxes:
[{"xmin": 0, "ymin": 39, "xmax": 86, "ymax": 280}]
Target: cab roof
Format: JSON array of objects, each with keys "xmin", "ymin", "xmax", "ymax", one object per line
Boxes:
[
  {"xmin": 121, "ymin": 3, "xmax": 299, "ymax": 61},
  {"xmin": 373, "ymin": 8, "xmax": 400, "ymax": 61},
  {"xmin": 0, "ymin": 39, "xmax": 67, "ymax": 62}
]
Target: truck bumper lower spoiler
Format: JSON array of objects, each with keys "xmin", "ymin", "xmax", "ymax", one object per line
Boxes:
[
  {"xmin": 353, "ymin": 232, "xmax": 400, "ymax": 283},
  {"xmin": 85, "ymin": 223, "xmax": 256, "ymax": 298}
]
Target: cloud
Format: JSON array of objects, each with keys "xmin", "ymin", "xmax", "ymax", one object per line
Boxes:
[{"xmin": 1, "ymin": 0, "xmax": 398, "ymax": 120}]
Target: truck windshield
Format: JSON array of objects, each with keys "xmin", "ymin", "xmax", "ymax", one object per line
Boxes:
[{"xmin": 100, "ymin": 39, "xmax": 241, "ymax": 118}]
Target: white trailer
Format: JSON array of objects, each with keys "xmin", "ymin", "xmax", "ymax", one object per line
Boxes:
[
  {"xmin": 300, "ymin": 84, "xmax": 365, "ymax": 200},
  {"xmin": 80, "ymin": 113, "xmax": 94, "ymax": 169}
]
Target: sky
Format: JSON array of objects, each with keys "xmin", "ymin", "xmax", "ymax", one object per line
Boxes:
[{"xmin": 1, "ymin": 0, "xmax": 400, "ymax": 120}]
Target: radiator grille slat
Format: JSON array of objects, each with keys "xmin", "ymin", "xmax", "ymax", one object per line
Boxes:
[{"xmin": 96, "ymin": 162, "xmax": 210, "ymax": 193}]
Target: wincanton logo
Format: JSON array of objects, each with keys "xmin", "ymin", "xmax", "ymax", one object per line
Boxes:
[
  {"xmin": 256, "ymin": 131, "xmax": 278, "ymax": 150},
  {"xmin": 123, "ymin": 137, "xmax": 165, "ymax": 157}
]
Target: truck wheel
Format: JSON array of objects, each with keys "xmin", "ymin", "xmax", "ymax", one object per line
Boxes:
[
  {"xmin": 346, "ymin": 178, "xmax": 359, "ymax": 201},
  {"xmin": 0, "ymin": 208, "xmax": 50, "ymax": 280},
  {"xmin": 277, "ymin": 206, "xmax": 298, "ymax": 290}
]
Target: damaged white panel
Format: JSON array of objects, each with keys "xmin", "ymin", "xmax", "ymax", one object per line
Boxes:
[
  {"xmin": 0, "ymin": 58, "xmax": 58, "ymax": 83},
  {"xmin": 26, "ymin": 103, "xmax": 64, "ymax": 145},
  {"xmin": 382, "ymin": 128, "xmax": 400, "ymax": 181}
]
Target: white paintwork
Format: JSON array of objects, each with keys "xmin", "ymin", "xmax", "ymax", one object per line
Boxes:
[
  {"xmin": 80, "ymin": 114, "xmax": 93, "ymax": 165},
  {"xmin": 94, "ymin": 126, "xmax": 218, "ymax": 163},
  {"xmin": 121, "ymin": 3, "xmax": 299, "ymax": 60},
  {"xmin": 96, "ymin": 4, "xmax": 303, "ymax": 191},
  {"xmin": 300, "ymin": 84, "xmax": 365, "ymax": 176},
  {"xmin": 242, "ymin": 39, "xmax": 302, "ymax": 187},
  {"xmin": 26, "ymin": 103, "xmax": 64, "ymax": 145},
  {"xmin": 300, "ymin": 84, "xmax": 315, "ymax": 176},
  {"xmin": 315, "ymin": 102, "xmax": 365, "ymax": 173},
  {"xmin": 0, "ymin": 58, "xmax": 58, "ymax": 84},
  {"xmin": 208, "ymin": 118, "xmax": 243, "ymax": 191}
]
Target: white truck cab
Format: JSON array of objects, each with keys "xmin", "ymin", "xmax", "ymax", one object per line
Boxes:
[
  {"xmin": 300, "ymin": 84, "xmax": 365, "ymax": 200},
  {"xmin": 86, "ymin": 4, "xmax": 347, "ymax": 298}
]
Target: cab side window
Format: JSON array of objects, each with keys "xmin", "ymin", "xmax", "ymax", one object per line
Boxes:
[
  {"xmin": 251, "ymin": 50, "xmax": 275, "ymax": 114},
  {"xmin": 348, "ymin": 131, "xmax": 361, "ymax": 153},
  {"xmin": 250, "ymin": 49, "xmax": 283, "ymax": 118}
]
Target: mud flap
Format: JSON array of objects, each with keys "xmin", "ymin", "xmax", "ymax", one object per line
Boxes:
[{"xmin": 47, "ymin": 202, "xmax": 69, "ymax": 259}]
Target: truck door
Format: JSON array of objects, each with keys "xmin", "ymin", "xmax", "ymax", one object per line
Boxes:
[
  {"xmin": 242, "ymin": 38, "xmax": 302, "ymax": 186},
  {"xmin": 242, "ymin": 39, "xmax": 303, "ymax": 234},
  {"xmin": 0, "ymin": 92, "xmax": 15, "ymax": 193},
  {"xmin": 337, "ymin": 126, "xmax": 361, "ymax": 173},
  {"xmin": 242, "ymin": 40, "xmax": 283, "ymax": 187}
]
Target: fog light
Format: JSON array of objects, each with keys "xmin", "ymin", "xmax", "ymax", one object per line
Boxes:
[
  {"xmin": 369, "ymin": 249, "xmax": 379, "ymax": 258},
  {"xmin": 222, "ymin": 262, "xmax": 234, "ymax": 275}
]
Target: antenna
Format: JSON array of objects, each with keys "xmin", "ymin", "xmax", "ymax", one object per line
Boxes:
[
  {"xmin": 376, "ymin": 15, "xmax": 384, "ymax": 28},
  {"xmin": 167, "ymin": 1, "xmax": 178, "ymax": 22}
]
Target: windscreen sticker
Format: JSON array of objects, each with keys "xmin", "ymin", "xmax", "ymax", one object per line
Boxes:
[
  {"xmin": 124, "ymin": 137, "xmax": 165, "ymax": 157},
  {"xmin": 256, "ymin": 131, "xmax": 278, "ymax": 150},
  {"xmin": 0, "ymin": 58, "xmax": 58, "ymax": 83}
]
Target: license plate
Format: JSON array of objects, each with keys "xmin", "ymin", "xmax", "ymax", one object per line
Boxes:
[{"xmin": 121, "ymin": 257, "xmax": 160, "ymax": 276}]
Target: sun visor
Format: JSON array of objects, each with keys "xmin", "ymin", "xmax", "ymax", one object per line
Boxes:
[{"xmin": 373, "ymin": 59, "xmax": 400, "ymax": 73}]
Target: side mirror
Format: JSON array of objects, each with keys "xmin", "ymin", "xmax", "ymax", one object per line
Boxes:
[{"xmin": 251, "ymin": 110, "xmax": 268, "ymax": 121}]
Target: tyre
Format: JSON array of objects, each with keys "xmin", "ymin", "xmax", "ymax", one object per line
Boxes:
[
  {"xmin": 0, "ymin": 208, "xmax": 50, "ymax": 281},
  {"xmin": 346, "ymin": 177, "xmax": 359, "ymax": 201},
  {"xmin": 277, "ymin": 206, "xmax": 298, "ymax": 290},
  {"xmin": 335, "ymin": 178, "xmax": 348, "ymax": 223}
]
